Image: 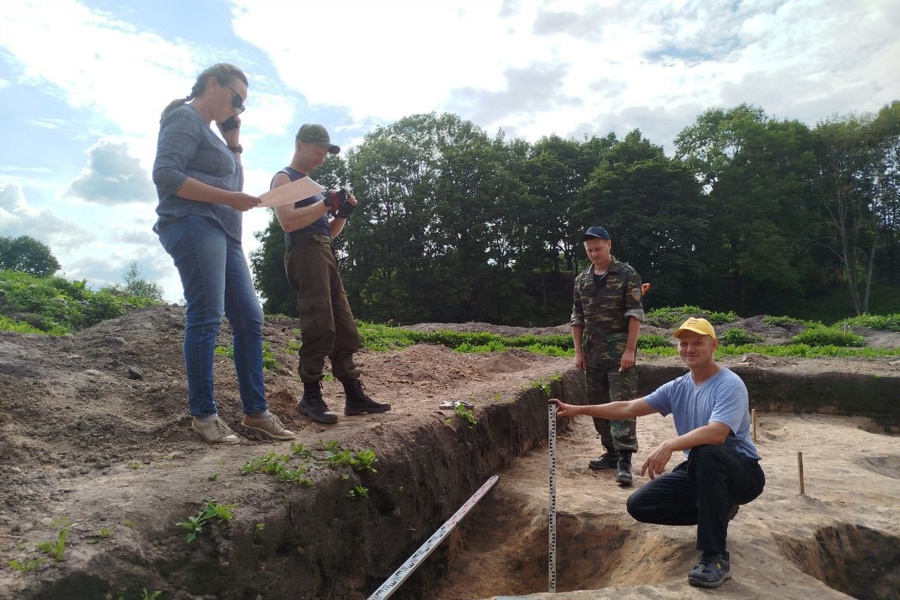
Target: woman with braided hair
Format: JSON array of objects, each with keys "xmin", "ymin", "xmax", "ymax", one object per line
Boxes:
[{"xmin": 153, "ymin": 63, "xmax": 295, "ymax": 444}]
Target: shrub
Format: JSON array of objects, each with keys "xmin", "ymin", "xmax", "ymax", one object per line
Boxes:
[
  {"xmin": 792, "ymin": 325, "xmax": 866, "ymax": 347},
  {"xmin": 0, "ymin": 270, "xmax": 162, "ymax": 334},
  {"xmin": 719, "ymin": 328, "xmax": 763, "ymax": 347},
  {"xmin": 833, "ymin": 313, "xmax": 900, "ymax": 332},
  {"xmin": 763, "ymin": 315, "xmax": 818, "ymax": 328},
  {"xmin": 638, "ymin": 334, "xmax": 672, "ymax": 349},
  {"xmin": 645, "ymin": 306, "xmax": 737, "ymax": 327}
]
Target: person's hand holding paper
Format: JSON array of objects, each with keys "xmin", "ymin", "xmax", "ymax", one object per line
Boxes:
[{"xmin": 259, "ymin": 177, "xmax": 324, "ymax": 208}]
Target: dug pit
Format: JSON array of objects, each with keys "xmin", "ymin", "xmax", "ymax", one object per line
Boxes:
[{"xmin": 0, "ymin": 306, "xmax": 898, "ymax": 600}]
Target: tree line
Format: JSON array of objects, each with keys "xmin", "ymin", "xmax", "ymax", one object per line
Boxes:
[{"xmin": 251, "ymin": 103, "xmax": 900, "ymax": 326}]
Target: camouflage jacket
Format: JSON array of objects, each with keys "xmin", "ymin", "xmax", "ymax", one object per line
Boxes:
[{"xmin": 571, "ymin": 256, "xmax": 645, "ymax": 361}]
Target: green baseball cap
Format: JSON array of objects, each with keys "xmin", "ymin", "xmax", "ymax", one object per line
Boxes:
[{"xmin": 295, "ymin": 124, "xmax": 340, "ymax": 154}]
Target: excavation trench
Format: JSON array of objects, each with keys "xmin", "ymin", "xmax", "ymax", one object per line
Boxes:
[
  {"xmin": 18, "ymin": 364, "xmax": 900, "ymax": 600},
  {"xmin": 775, "ymin": 524, "xmax": 900, "ymax": 600}
]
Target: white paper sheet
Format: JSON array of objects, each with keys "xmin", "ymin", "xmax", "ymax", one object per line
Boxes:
[{"xmin": 258, "ymin": 177, "xmax": 324, "ymax": 208}]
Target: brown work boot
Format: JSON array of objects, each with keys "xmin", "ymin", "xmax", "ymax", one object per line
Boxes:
[{"xmin": 343, "ymin": 379, "xmax": 391, "ymax": 416}]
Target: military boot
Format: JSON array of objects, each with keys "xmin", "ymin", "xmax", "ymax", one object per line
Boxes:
[
  {"xmin": 588, "ymin": 450, "xmax": 620, "ymax": 470},
  {"xmin": 296, "ymin": 381, "xmax": 338, "ymax": 424},
  {"xmin": 615, "ymin": 451, "xmax": 633, "ymax": 486},
  {"xmin": 343, "ymin": 379, "xmax": 391, "ymax": 416}
]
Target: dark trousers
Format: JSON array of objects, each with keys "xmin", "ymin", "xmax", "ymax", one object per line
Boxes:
[
  {"xmin": 284, "ymin": 233, "xmax": 361, "ymax": 383},
  {"xmin": 626, "ymin": 445, "xmax": 765, "ymax": 554}
]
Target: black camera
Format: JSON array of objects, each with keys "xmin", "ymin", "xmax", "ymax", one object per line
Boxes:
[{"xmin": 324, "ymin": 188, "xmax": 349, "ymax": 208}]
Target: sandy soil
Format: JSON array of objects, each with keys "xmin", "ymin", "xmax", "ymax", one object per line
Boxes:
[
  {"xmin": 0, "ymin": 305, "xmax": 897, "ymax": 599},
  {"xmin": 436, "ymin": 411, "xmax": 900, "ymax": 600}
]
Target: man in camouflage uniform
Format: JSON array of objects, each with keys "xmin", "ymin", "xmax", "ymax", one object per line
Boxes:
[{"xmin": 571, "ymin": 226, "xmax": 645, "ymax": 486}]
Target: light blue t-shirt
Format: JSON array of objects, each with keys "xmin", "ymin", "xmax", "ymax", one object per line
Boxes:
[{"xmin": 644, "ymin": 367, "xmax": 760, "ymax": 460}]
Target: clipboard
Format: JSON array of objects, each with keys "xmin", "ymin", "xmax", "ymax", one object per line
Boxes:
[{"xmin": 259, "ymin": 177, "xmax": 324, "ymax": 208}]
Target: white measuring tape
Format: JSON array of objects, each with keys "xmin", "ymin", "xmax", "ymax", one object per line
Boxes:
[
  {"xmin": 548, "ymin": 403, "xmax": 557, "ymax": 593},
  {"xmin": 367, "ymin": 474, "xmax": 500, "ymax": 600}
]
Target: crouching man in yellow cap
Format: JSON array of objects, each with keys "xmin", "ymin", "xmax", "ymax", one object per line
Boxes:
[{"xmin": 549, "ymin": 317, "xmax": 765, "ymax": 589}]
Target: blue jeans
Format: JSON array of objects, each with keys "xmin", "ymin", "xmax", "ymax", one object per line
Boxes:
[
  {"xmin": 158, "ymin": 214, "xmax": 267, "ymax": 418},
  {"xmin": 626, "ymin": 445, "xmax": 765, "ymax": 554}
]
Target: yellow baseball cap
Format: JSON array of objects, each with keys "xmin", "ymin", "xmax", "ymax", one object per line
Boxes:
[{"xmin": 673, "ymin": 317, "xmax": 717, "ymax": 340}]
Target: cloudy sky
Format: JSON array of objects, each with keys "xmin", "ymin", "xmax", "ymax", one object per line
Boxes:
[{"xmin": 0, "ymin": 0, "xmax": 897, "ymax": 303}]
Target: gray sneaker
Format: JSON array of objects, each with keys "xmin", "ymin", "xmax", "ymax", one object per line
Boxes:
[
  {"xmin": 242, "ymin": 413, "xmax": 297, "ymax": 440},
  {"xmin": 615, "ymin": 452, "xmax": 633, "ymax": 486},
  {"xmin": 192, "ymin": 416, "xmax": 240, "ymax": 445},
  {"xmin": 688, "ymin": 552, "xmax": 731, "ymax": 588}
]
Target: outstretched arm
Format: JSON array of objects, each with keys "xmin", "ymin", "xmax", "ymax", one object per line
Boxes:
[{"xmin": 548, "ymin": 397, "xmax": 656, "ymax": 420}]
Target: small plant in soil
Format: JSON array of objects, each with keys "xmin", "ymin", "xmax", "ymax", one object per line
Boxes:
[
  {"xmin": 176, "ymin": 498, "xmax": 236, "ymax": 543},
  {"xmin": 350, "ymin": 448, "xmax": 378, "ymax": 473},
  {"xmin": 87, "ymin": 527, "xmax": 114, "ymax": 544},
  {"xmin": 8, "ymin": 557, "xmax": 47, "ymax": 572},
  {"xmin": 534, "ymin": 379, "xmax": 553, "ymax": 398},
  {"xmin": 446, "ymin": 402, "xmax": 478, "ymax": 427},
  {"xmin": 242, "ymin": 453, "xmax": 313, "ymax": 486},
  {"xmin": 36, "ymin": 529, "xmax": 68, "ymax": 562},
  {"xmin": 290, "ymin": 443, "xmax": 314, "ymax": 459},
  {"xmin": 347, "ymin": 485, "xmax": 370, "ymax": 500}
]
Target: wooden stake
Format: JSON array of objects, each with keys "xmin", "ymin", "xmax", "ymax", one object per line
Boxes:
[
  {"xmin": 797, "ymin": 451, "xmax": 805, "ymax": 495},
  {"xmin": 751, "ymin": 409, "xmax": 757, "ymax": 443}
]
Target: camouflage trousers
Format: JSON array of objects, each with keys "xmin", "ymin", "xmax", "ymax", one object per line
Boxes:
[{"xmin": 584, "ymin": 363, "xmax": 638, "ymax": 453}]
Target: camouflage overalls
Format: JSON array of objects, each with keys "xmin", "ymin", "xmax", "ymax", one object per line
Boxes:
[{"xmin": 571, "ymin": 257, "xmax": 645, "ymax": 454}]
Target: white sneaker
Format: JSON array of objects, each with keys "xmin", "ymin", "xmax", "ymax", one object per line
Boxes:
[
  {"xmin": 241, "ymin": 413, "xmax": 297, "ymax": 440},
  {"xmin": 192, "ymin": 416, "xmax": 240, "ymax": 444}
]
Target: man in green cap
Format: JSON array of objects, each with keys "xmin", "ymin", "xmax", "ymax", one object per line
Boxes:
[
  {"xmin": 571, "ymin": 226, "xmax": 645, "ymax": 485},
  {"xmin": 270, "ymin": 124, "xmax": 390, "ymax": 424}
]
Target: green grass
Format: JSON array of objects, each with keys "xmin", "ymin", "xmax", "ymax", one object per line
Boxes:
[
  {"xmin": 0, "ymin": 269, "xmax": 162, "ymax": 334},
  {"xmin": 241, "ymin": 442, "xmax": 379, "ymax": 487},
  {"xmin": 359, "ymin": 318, "xmax": 898, "ymax": 359},
  {"xmin": 834, "ymin": 313, "xmax": 900, "ymax": 332},
  {"xmin": 215, "ymin": 342, "xmax": 282, "ymax": 371},
  {"xmin": 645, "ymin": 305, "xmax": 737, "ymax": 327}
]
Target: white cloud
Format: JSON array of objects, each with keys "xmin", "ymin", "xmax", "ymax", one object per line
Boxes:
[
  {"xmin": 0, "ymin": 183, "xmax": 92, "ymax": 251},
  {"xmin": 67, "ymin": 141, "xmax": 156, "ymax": 205},
  {"xmin": 229, "ymin": 0, "xmax": 899, "ymax": 149},
  {"xmin": 0, "ymin": 1, "xmax": 202, "ymax": 139},
  {"xmin": 1, "ymin": 0, "xmax": 898, "ymax": 307}
]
